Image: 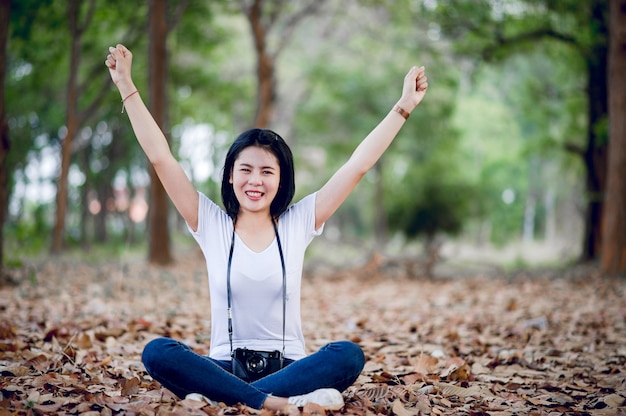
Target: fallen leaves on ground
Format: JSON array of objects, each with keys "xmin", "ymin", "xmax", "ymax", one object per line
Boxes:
[{"xmin": 0, "ymin": 250, "xmax": 625, "ymax": 415}]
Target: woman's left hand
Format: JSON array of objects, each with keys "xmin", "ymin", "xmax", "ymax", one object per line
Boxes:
[{"xmin": 397, "ymin": 66, "xmax": 429, "ymax": 114}]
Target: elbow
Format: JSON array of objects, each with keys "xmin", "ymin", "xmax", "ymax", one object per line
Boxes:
[
  {"xmin": 149, "ymin": 152, "xmax": 175, "ymax": 169},
  {"xmin": 346, "ymin": 158, "xmax": 372, "ymax": 179}
]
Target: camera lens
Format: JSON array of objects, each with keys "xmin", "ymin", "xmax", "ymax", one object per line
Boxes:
[{"xmin": 246, "ymin": 353, "xmax": 266, "ymax": 373}]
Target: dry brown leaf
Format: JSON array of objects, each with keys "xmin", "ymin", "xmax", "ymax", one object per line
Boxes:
[
  {"xmin": 526, "ymin": 395, "xmax": 553, "ymax": 406},
  {"xmin": 0, "ymin": 319, "xmax": 17, "ymax": 339},
  {"xmin": 98, "ymin": 355, "xmax": 113, "ymax": 366},
  {"xmin": 401, "ymin": 372, "xmax": 424, "ymax": 385},
  {"xmin": 359, "ymin": 384, "xmax": 388, "ymax": 401},
  {"xmin": 391, "ymin": 399, "xmax": 413, "ymax": 416},
  {"xmin": 435, "ymin": 382, "xmax": 492, "ymax": 398},
  {"xmin": 0, "ymin": 365, "xmax": 29, "ymax": 376},
  {"xmin": 120, "ymin": 376, "xmax": 140, "ymax": 396},
  {"xmin": 302, "ymin": 402, "xmax": 327, "ymax": 415},
  {"xmin": 603, "ymin": 393, "xmax": 626, "ymax": 408},
  {"xmin": 75, "ymin": 332, "xmax": 93, "ymax": 349},
  {"xmin": 32, "ymin": 398, "xmax": 65, "ymax": 412},
  {"xmin": 440, "ymin": 357, "xmax": 471, "ymax": 381},
  {"xmin": 410, "ymin": 354, "xmax": 439, "ymax": 374},
  {"xmin": 371, "ymin": 371, "xmax": 395, "ymax": 383},
  {"xmin": 414, "ymin": 393, "xmax": 431, "ymax": 413},
  {"xmin": 440, "ymin": 397, "xmax": 453, "ymax": 407}
]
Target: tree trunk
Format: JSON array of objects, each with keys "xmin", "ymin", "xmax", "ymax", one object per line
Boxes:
[
  {"xmin": 0, "ymin": 0, "xmax": 9, "ymax": 275},
  {"xmin": 601, "ymin": 0, "xmax": 626, "ymax": 275},
  {"xmin": 147, "ymin": 0, "xmax": 173, "ymax": 265},
  {"xmin": 52, "ymin": 0, "xmax": 83, "ymax": 253},
  {"xmin": 580, "ymin": 0, "xmax": 610, "ymax": 261},
  {"xmin": 246, "ymin": 0, "xmax": 275, "ymax": 128},
  {"xmin": 373, "ymin": 162, "xmax": 387, "ymax": 249},
  {"xmin": 255, "ymin": 45, "xmax": 275, "ymax": 129},
  {"xmin": 94, "ymin": 183, "xmax": 110, "ymax": 243},
  {"xmin": 79, "ymin": 147, "xmax": 90, "ymax": 249},
  {"xmin": 241, "ymin": 0, "xmax": 324, "ymax": 129}
]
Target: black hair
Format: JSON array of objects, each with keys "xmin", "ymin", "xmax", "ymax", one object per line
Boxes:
[{"xmin": 221, "ymin": 128, "xmax": 295, "ymax": 220}]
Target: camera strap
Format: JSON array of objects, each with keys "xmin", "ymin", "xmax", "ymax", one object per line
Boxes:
[{"xmin": 227, "ymin": 219, "xmax": 286, "ymax": 365}]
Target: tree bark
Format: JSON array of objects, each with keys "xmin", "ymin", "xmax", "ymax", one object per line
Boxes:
[
  {"xmin": 0, "ymin": 0, "xmax": 10, "ymax": 274},
  {"xmin": 147, "ymin": 0, "xmax": 173, "ymax": 265},
  {"xmin": 52, "ymin": 0, "xmax": 84, "ymax": 253},
  {"xmin": 601, "ymin": 0, "xmax": 626, "ymax": 275},
  {"xmin": 245, "ymin": 0, "xmax": 275, "ymax": 128},
  {"xmin": 580, "ymin": 0, "xmax": 610, "ymax": 261},
  {"xmin": 241, "ymin": 0, "xmax": 324, "ymax": 129},
  {"xmin": 79, "ymin": 145, "xmax": 90, "ymax": 249},
  {"xmin": 51, "ymin": 0, "xmax": 100, "ymax": 253},
  {"xmin": 373, "ymin": 162, "xmax": 387, "ymax": 249}
]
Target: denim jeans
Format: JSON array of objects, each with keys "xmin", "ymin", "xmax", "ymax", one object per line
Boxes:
[{"xmin": 142, "ymin": 337, "xmax": 365, "ymax": 409}]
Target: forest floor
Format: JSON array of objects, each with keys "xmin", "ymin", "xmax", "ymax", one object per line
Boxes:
[{"xmin": 0, "ymin": 248, "xmax": 625, "ymax": 415}]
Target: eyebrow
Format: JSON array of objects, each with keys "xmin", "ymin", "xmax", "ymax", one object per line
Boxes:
[{"xmin": 237, "ymin": 162, "xmax": 277, "ymax": 170}]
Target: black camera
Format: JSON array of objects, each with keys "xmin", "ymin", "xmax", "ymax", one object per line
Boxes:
[{"xmin": 231, "ymin": 348, "xmax": 284, "ymax": 382}]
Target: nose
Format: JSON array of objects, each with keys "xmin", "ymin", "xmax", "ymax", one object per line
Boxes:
[{"xmin": 248, "ymin": 172, "xmax": 262, "ymax": 185}]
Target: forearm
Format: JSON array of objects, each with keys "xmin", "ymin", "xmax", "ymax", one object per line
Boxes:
[
  {"xmin": 346, "ymin": 104, "xmax": 408, "ymax": 175},
  {"xmin": 117, "ymin": 83, "xmax": 172, "ymax": 166},
  {"xmin": 315, "ymin": 66, "xmax": 427, "ymax": 227}
]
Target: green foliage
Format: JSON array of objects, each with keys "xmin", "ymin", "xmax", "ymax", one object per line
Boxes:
[
  {"xmin": 5, "ymin": 203, "xmax": 51, "ymax": 258},
  {"xmin": 168, "ymin": 2, "xmax": 246, "ymax": 130},
  {"xmin": 419, "ymin": 0, "xmax": 599, "ymax": 249},
  {"xmin": 387, "ymin": 171, "xmax": 473, "ymax": 240},
  {"xmin": 3, "ymin": 0, "xmax": 603, "ymax": 261}
]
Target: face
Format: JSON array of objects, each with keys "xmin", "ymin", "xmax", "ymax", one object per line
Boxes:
[{"xmin": 229, "ymin": 146, "xmax": 281, "ymax": 217}]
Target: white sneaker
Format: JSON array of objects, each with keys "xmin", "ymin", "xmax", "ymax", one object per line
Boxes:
[
  {"xmin": 287, "ymin": 388, "xmax": 344, "ymax": 410},
  {"xmin": 185, "ymin": 393, "xmax": 219, "ymax": 407}
]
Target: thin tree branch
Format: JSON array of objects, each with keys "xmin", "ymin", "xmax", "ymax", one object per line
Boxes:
[
  {"xmin": 274, "ymin": 0, "xmax": 325, "ymax": 57},
  {"xmin": 564, "ymin": 142, "xmax": 586, "ymax": 158},
  {"xmin": 482, "ymin": 28, "xmax": 583, "ymax": 61},
  {"xmin": 76, "ymin": 21, "xmax": 145, "ymax": 124},
  {"xmin": 76, "ymin": 0, "xmax": 97, "ymax": 34},
  {"xmin": 167, "ymin": 0, "xmax": 189, "ymax": 34}
]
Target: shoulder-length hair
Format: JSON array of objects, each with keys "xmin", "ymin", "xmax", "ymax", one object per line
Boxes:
[{"xmin": 221, "ymin": 128, "xmax": 295, "ymax": 221}]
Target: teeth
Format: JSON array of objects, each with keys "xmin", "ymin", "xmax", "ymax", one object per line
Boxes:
[{"xmin": 246, "ymin": 191, "xmax": 262, "ymax": 197}]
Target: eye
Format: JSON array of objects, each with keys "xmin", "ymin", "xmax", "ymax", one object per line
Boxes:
[{"xmin": 263, "ymin": 170, "xmax": 274, "ymax": 175}]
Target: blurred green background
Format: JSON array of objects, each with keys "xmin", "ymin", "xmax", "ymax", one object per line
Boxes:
[{"xmin": 3, "ymin": 0, "xmax": 623, "ymax": 275}]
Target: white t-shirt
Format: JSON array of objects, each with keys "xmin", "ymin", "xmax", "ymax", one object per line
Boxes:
[{"xmin": 188, "ymin": 192, "xmax": 323, "ymax": 361}]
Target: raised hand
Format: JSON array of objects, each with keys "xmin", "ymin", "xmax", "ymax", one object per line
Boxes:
[
  {"xmin": 105, "ymin": 44, "xmax": 134, "ymax": 91},
  {"xmin": 397, "ymin": 66, "xmax": 429, "ymax": 114}
]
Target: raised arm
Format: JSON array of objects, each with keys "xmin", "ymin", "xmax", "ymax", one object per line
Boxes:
[
  {"xmin": 105, "ymin": 44, "xmax": 200, "ymax": 231},
  {"xmin": 315, "ymin": 66, "xmax": 428, "ymax": 230}
]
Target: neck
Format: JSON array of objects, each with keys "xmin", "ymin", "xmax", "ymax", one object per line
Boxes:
[{"xmin": 234, "ymin": 211, "xmax": 274, "ymax": 231}]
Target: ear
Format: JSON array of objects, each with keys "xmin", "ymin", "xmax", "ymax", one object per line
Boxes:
[{"xmin": 229, "ymin": 167, "xmax": 233, "ymax": 184}]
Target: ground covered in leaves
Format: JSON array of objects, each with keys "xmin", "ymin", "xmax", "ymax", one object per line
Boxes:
[{"xmin": 1, "ymin": 249, "xmax": 625, "ymax": 415}]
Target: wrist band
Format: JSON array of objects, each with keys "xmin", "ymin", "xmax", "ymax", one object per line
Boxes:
[
  {"xmin": 392, "ymin": 105, "xmax": 410, "ymax": 120},
  {"xmin": 121, "ymin": 90, "xmax": 139, "ymax": 113}
]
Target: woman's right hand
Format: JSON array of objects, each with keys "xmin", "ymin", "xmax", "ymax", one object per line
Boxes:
[{"xmin": 105, "ymin": 44, "xmax": 135, "ymax": 94}]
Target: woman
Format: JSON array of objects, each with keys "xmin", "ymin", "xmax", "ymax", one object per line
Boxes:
[{"xmin": 105, "ymin": 43, "xmax": 428, "ymax": 411}]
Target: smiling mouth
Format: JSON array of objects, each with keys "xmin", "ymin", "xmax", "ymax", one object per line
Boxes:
[{"xmin": 245, "ymin": 191, "xmax": 264, "ymax": 198}]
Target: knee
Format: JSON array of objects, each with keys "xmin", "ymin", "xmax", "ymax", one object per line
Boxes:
[
  {"xmin": 142, "ymin": 337, "xmax": 180, "ymax": 375},
  {"xmin": 332, "ymin": 341, "xmax": 365, "ymax": 374}
]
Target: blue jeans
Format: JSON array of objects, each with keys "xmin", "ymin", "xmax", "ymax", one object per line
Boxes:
[{"xmin": 142, "ymin": 337, "xmax": 365, "ymax": 409}]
